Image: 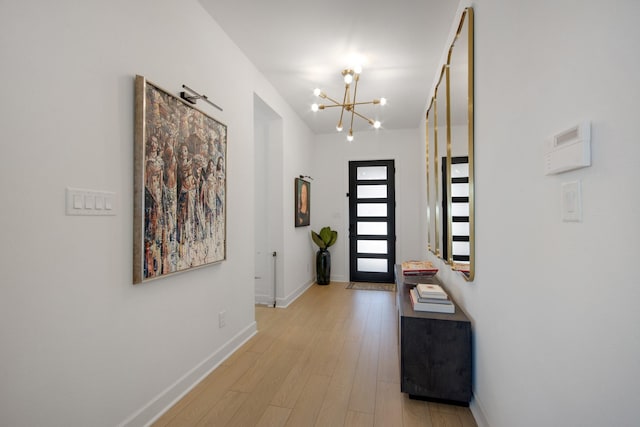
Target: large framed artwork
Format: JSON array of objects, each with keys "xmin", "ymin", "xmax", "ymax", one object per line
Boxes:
[
  {"xmin": 134, "ymin": 75, "xmax": 227, "ymax": 284},
  {"xmin": 294, "ymin": 178, "xmax": 310, "ymax": 227}
]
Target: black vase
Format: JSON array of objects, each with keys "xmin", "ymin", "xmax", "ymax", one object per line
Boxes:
[{"xmin": 316, "ymin": 248, "xmax": 331, "ymax": 285}]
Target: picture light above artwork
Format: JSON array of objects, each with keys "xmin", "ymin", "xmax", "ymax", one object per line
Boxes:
[{"xmin": 180, "ymin": 83, "xmax": 223, "ymax": 111}]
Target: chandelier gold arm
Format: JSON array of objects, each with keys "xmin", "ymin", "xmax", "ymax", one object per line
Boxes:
[
  {"xmin": 348, "ymin": 74, "xmax": 360, "ymax": 136},
  {"xmin": 351, "ymin": 109, "xmax": 376, "ymax": 125},
  {"xmin": 318, "ymin": 100, "xmax": 378, "ymax": 109},
  {"xmin": 338, "ymin": 83, "xmax": 350, "ymax": 131},
  {"xmin": 320, "ymin": 92, "xmax": 346, "ymax": 106}
]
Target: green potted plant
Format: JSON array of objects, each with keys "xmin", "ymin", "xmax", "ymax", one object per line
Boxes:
[{"xmin": 311, "ymin": 226, "xmax": 338, "ymax": 285}]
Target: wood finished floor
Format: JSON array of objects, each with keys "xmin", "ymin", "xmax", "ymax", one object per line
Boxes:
[{"xmin": 153, "ymin": 282, "xmax": 477, "ymax": 427}]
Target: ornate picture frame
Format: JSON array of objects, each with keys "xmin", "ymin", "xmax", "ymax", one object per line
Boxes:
[{"xmin": 134, "ymin": 75, "xmax": 227, "ymax": 284}]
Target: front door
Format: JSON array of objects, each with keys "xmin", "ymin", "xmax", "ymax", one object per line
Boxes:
[{"xmin": 348, "ymin": 160, "xmax": 396, "ymax": 283}]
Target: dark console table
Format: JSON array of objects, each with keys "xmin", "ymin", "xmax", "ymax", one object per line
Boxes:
[{"xmin": 396, "ymin": 265, "xmax": 472, "ymax": 405}]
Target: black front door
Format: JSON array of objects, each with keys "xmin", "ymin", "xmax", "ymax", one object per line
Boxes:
[{"xmin": 348, "ymin": 160, "xmax": 396, "ymax": 283}]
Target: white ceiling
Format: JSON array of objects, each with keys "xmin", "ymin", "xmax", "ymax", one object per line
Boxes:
[{"xmin": 198, "ymin": 0, "xmax": 460, "ymax": 136}]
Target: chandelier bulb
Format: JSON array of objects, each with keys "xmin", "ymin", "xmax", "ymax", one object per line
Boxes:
[
  {"xmin": 313, "ymin": 88, "xmax": 322, "ymax": 97},
  {"xmin": 379, "ymin": 97, "xmax": 387, "ymax": 106},
  {"xmin": 336, "ymin": 123, "xmax": 343, "ymax": 132},
  {"xmin": 347, "ymin": 133, "xmax": 354, "ymax": 142},
  {"xmin": 343, "ymin": 72, "xmax": 353, "ymax": 84},
  {"xmin": 311, "ymin": 103, "xmax": 319, "ymax": 112},
  {"xmin": 373, "ymin": 120, "xmax": 381, "ymax": 129}
]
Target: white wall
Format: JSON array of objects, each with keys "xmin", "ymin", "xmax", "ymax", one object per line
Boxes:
[
  {"xmin": 312, "ymin": 128, "xmax": 426, "ymax": 282},
  {"xmin": 429, "ymin": 1, "xmax": 640, "ymax": 426},
  {"xmin": 0, "ymin": 1, "xmax": 313, "ymax": 426},
  {"xmin": 280, "ymin": 106, "xmax": 316, "ymax": 306}
]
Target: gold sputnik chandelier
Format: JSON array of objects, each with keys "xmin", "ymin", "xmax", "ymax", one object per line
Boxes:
[{"xmin": 311, "ymin": 67, "xmax": 386, "ymax": 141}]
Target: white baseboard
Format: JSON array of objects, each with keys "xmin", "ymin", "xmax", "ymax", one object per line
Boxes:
[
  {"xmin": 276, "ymin": 279, "xmax": 314, "ymax": 308},
  {"xmin": 470, "ymin": 394, "xmax": 491, "ymax": 427},
  {"xmin": 255, "ymin": 279, "xmax": 314, "ymax": 308},
  {"xmin": 332, "ymin": 274, "xmax": 348, "ymax": 283},
  {"xmin": 119, "ymin": 321, "xmax": 257, "ymax": 427},
  {"xmin": 255, "ymin": 292, "xmax": 275, "ymax": 306}
]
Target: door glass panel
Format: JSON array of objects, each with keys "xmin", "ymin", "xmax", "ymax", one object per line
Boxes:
[
  {"xmin": 453, "ymin": 241, "xmax": 470, "ymax": 256},
  {"xmin": 357, "ymin": 203, "xmax": 387, "ymax": 217},
  {"xmin": 357, "ymin": 240, "xmax": 387, "ymax": 254},
  {"xmin": 357, "ymin": 258, "xmax": 388, "ymax": 272},
  {"xmin": 357, "ymin": 222, "xmax": 387, "ymax": 235},
  {"xmin": 451, "ymin": 203, "xmax": 469, "ymax": 217},
  {"xmin": 357, "ymin": 166, "xmax": 387, "ymax": 180},
  {"xmin": 452, "ymin": 222, "xmax": 470, "ymax": 236},
  {"xmin": 451, "ymin": 163, "xmax": 469, "ymax": 178},
  {"xmin": 451, "ymin": 183, "xmax": 469, "ymax": 197},
  {"xmin": 357, "ymin": 185, "xmax": 387, "ymax": 199}
]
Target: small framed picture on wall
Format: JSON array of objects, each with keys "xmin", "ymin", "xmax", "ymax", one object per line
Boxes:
[{"xmin": 294, "ymin": 177, "xmax": 310, "ymax": 227}]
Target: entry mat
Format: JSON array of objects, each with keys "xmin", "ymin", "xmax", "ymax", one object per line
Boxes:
[{"xmin": 346, "ymin": 282, "xmax": 396, "ymax": 292}]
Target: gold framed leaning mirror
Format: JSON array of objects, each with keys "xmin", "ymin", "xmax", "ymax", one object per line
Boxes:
[{"xmin": 425, "ymin": 7, "xmax": 474, "ymax": 280}]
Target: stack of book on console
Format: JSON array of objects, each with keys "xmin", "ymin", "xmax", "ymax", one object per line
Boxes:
[
  {"xmin": 401, "ymin": 260, "xmax": 438, "ymax": 276},
  {"xmin": 409, "ymin": 283, "xmax": 455, "ymax": 314}
]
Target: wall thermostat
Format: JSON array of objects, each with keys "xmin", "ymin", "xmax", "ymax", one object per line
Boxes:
[{"xmin": 544, "ymin": 121, "xmax": 591, "ymax": 175}]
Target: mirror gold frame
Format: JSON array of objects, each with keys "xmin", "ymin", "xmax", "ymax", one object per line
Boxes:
[
  {"xmin": 426, "ymin": 7, "xmax": 474, "ymax": 281},
  {"xmin": 425, "ymin": 64, "xmax": 447, "ymax": 261},
  {"xmin": 425, "ymin": 97, "xmax": 434, "ymax": 254}
]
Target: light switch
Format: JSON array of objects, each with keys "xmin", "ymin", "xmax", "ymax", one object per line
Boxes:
[
  {"xmin": 561, "ymin": 180, "xmax": 582, "ymax": 222},
  {"xmin": 73, "ymin": 194, "xmax": 83, "ymax": 209},
  {"xmin": 66, "ymin": 187, "xmax": 117, "ymax": 216},
  {"xmin": 84, "ymin": 195, "xmax": 95, "ymax": 209}
]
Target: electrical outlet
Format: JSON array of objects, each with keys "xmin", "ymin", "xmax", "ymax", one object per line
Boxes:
[{"xmin": 218, "ymin": 311, "xmax": 226, "ymax": 328}]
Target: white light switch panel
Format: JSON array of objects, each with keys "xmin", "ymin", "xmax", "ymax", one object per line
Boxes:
[
  {"xmin": 66, "ymin": 187, "xmax": 117, "ymax": 216},
  {"xmin": 561, "ymin": 181, "xmax": 581, "ymax": 222}
]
